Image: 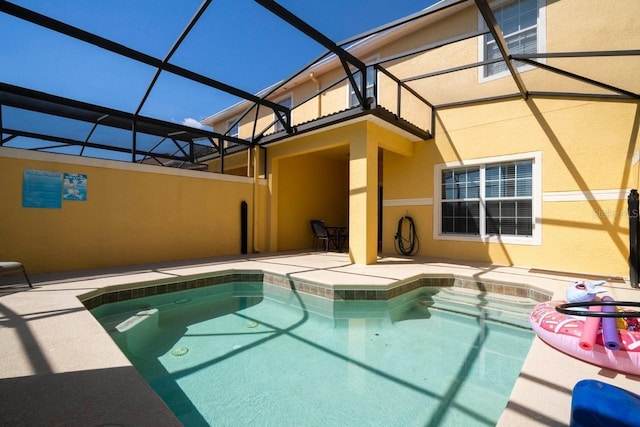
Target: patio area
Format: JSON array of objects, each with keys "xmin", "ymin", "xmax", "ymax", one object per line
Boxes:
[{"xmin": 0, "ymin": 252, "xmax": 638, "ymax": 426}]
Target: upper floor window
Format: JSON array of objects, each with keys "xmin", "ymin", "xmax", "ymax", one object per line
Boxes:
[
  {"xmin": 223, "ymin": 118, "xmax": 240, "ymax": 150},
  {"xmin": 348, "ymin": 64, "xmax": 376, "ymax": 108},
  {"xmin": 226, "ymin": 118, "xmax": 239, "ymax": 138},
  {"xmin": 480, "ymin": 0, "xmax": 545, "ymax": 79},
  {"xmin": 274, "ymin": 96, "xmax": 292, "ymax": 132},
  {"xmin": 434, "ymin": 152, "xmax": 541, "ymax": 245}
]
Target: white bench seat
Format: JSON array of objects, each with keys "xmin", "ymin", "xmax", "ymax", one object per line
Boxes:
[{"xmin": 0, "ymin": 262, "xmax": 33, "ymax": 288}]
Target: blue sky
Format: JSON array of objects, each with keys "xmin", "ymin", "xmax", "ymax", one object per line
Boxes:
[{"xmin": 1, "ymin": 0, "xmax": 439, "ymax": 128}]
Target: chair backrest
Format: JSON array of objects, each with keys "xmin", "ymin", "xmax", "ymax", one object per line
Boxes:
[{"xmin": 310, "ymin": 220, "xmax": 328, "ymax": 238}]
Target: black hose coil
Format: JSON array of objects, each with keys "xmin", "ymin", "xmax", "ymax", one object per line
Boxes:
[{"xmin": 394, "ymin": 216, "xmax": 419, "ymax": 256}]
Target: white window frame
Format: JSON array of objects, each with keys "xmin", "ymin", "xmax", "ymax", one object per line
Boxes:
[
  {"xmin": 346, "ymin": 55, "xmax": 379, "ymax": 108},
  {"xmin": 224, "ymin": 117, "xmax": 240, "ymax": 150},
  {"xmin": 433, "ymin": 151, "xmax": 542, "ymax": 246},
  {"xmin": 273, "ymin": 94, "xmax": 293, "ymax": 133},
  {"xmin": 477, "ymin": 0, "xmax": 546, "ymax": 83},
  {"xmin": 226, "ymin": 117, "xmax": 239, "ymax": 138}
]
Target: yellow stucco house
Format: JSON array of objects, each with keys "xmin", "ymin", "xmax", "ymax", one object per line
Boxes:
[
  {"xmin": 0, "ymin": 0, "xmax": 638, "ymax": 278},
  {"xmin": 201, "ymin": 0, "xmax": 640, "ymax": 277}
]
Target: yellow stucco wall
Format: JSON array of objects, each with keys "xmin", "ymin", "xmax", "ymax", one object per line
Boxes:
[
  {"xmin": 382, "ymin": 138, "xmax": 435, "ymax": 257},
  {"xmin": 383, "ymin": 98, "xmax": 639, "ymax": 276},
  {"xmin": 169, "ymin": 0, "xmax": 640, "ymax": 273},
  {"xmin": 267, "ymin": 125, "xmax": 354, "ymax": 251},
  {"xmin": 380, "ymin": 0, "xmax": 640, "ymax": 104},
  {"xmin": 0, "ymin": 148, "xmax": 267, "ymax": 274},
  {"xmin": 543, "ymin": 0, "xmax": 639, "ymax": 95},
  {"xmin": 206, "ymin": 66, "xmax": 354, "ymax": 145},
  {"xmin": 375, "ymin": 0, "xmax": 640, "ymax": 276},
  {"xmin": 268, "ymin": 121, "xmax": 415, "ymax": 262},
  {"xmin": 275, "ymin": 152, "xmax": 348, "ymax": 251}
]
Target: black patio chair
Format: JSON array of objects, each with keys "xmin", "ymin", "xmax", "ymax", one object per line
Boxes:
[{"xmin": 310, "ymin": 220, "xmax": 339, "ymax": 252}]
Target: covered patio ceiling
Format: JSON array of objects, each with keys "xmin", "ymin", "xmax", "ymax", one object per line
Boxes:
[{"xmin": 1, "ymin": 0, "xmax": 638, "ymax": 169}]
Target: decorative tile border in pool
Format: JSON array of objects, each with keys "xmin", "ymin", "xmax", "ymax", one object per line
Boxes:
[
  {"xmin": 264, "ymin": 274, "xmax": 552, "ymax": 302},
  {"xmin": 80, "ymin": 272, "xmax": 264, "ymax": 310},
  {"xmin": 80, "ymin": 270, "xmax": 552, "ymax": 310}
]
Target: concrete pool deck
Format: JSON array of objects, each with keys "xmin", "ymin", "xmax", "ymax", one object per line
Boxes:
[{"xmin": 1, "ymin": 252, "xmax": 638, "ymax": 426}]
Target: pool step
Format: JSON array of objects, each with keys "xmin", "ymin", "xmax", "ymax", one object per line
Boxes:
[
  {"xmin": 429, "ymin": 287, "xmax": 536, "ymax": 328},
  {"xmin": 115, "ymin": 309, "xmax": 159, "ymax": 333},
  {"xmin": 100, "ymin": 308, "xmax": 160, "ymax": 354}
]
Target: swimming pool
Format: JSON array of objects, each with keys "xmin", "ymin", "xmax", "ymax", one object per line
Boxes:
[{"xmin": 91, "ymin": 281, "xmax": 534, "ymax": 426}]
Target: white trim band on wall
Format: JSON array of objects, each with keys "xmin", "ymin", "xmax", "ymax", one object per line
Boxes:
[
  {"xmin": 543, "ymin": 189, "xmax": 628, "ymax": 202},
  {"xmin": 384, "ymin": 190, "xmax": 628, "ymax": 207},
  {"xmin": 383, "ymin": 198, "xmax": 433, "ymax": 207}
]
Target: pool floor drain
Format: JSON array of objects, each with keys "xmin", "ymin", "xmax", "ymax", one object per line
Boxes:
[
  {"xmin": 244, "ymin": 320, "xmax": 259, "ymax": 328},
  {"xmin": 171, "ymin": 347, "xmax": 189, "ymax": 357}
]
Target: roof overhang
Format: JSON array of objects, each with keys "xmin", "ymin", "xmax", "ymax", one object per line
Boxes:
[
  {"xmin": 258, "ymin": 106, "xmax": 431, "ymax": 146},
  {"xmin": 202, "ymin": 0, "xmax": 473, "ymax": 126}
]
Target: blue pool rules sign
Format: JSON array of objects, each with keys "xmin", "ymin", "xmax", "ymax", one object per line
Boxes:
[{"xmin": 22, "ymin": 169, "xmax": 63, "ymax": 208}]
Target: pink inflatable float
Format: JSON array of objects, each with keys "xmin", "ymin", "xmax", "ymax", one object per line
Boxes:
[{"xmin": 529, "ymin": 280, "xmax": 640, "ymax": 376}]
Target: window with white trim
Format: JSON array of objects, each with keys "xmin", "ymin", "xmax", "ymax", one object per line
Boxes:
[
  {"xmin": 437, "ymin": 155, "xmax": 539, "ymax": 242},
  {"xmin": 484, "ymin": 161, "xmax": 533, "ymax": 235},
  {"xmin": 274, "ymin": 96, "xmax": 292, "ymax": 132},
  {"xmin": 348, "ymin": 65, "xmax": 376, "ymax": 108},
  {"xmin": 441, "ymin": 167, "xmax": 481, "ymax": 235},
  {"xmin": 481, "ymin": 0, "xmax": 544, "ymax": 79},
  {"xmin": 223, "ymin": 118, "xmax": 240, "ymax": 150},
  {"xmin": 226, "ymin": 118, "xmax": 239, "ymax": 138}
]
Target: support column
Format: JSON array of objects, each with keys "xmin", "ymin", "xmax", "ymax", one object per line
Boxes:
[
  {"xmin": 252, "ymin": 145, "xmax": 261, "ymax": 253},
  {"xmin": 268, "ymin": 157, "xmax": 279, "ymax": 253},
  {"xmin": 349, "ymin": 125, "xmax": 378, "ymax": 264}
]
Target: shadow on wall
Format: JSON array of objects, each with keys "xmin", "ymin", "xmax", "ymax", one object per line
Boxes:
[
  {"xmin": 525, "ymin": 99, "xmax": 640, "ymax": 265},
  {"xmin": 432, "ymin": 99, "xmax": 640, "ymax": 275}
]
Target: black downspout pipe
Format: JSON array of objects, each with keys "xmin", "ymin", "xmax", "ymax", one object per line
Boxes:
[
  {"xmin": 131, "ymin": 119, "xmax": 137, "ymax": 163},
  {"xmin": 628, "ymin": 189, "xmax": 639, "ymax": 288},
  {"xmin": 241, "ymin": 201, "xmax": 248, "ymax": 255}
]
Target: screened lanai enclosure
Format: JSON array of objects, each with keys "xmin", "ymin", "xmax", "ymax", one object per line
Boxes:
[{"xmin": 1, "ymin": 0, "xmax": 638, "ymax": 174}]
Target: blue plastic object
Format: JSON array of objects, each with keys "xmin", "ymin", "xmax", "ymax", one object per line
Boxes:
[{"xmin": 570, "ymin": 379, "xmax": 640, "ymax": 427}]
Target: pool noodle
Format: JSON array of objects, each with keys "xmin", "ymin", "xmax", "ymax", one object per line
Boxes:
[
  {"xmin": 601, "ymin": 296, "xmax": 621, "ymax": 351},
  {"xmin": 579, "ymin": 305, "xmax": 602, "ymax": 351}
]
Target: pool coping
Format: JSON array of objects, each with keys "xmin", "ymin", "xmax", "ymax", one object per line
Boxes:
[
  {"xmin": 78, "ymin": 270, "xmax": 554, "ymax": 310},
  {"xmin": 1, "ymin": 252, "xmax": 639, "ymax": 426}
]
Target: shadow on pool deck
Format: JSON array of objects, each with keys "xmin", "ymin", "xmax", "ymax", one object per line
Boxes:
[
  {"xmin": 0, "ymin": 366, "xmax": 182, "ymax": 426},
  {"xmin": 0, "ymin": 252, "xmax": 638, "ymax": 426}
]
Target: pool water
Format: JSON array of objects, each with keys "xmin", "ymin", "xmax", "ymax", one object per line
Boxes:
[{"xmin": 92, "ymin": 283, "xmax": 534, "ymax": 427}]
